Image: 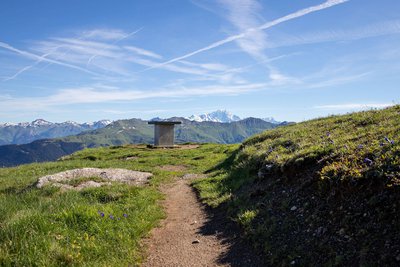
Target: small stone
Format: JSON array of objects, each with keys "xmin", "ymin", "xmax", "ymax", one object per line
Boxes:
[
  {"xmin": 290, "ymin": 206, "xmax": 297, "ymax": 211},
  {"xmin": 290, "ymin": 260, "xmax": 296, "ymax": 265},
  {"xmin": 396, "ymin": 254, "xmax": 400, "ymax": 261},
  {"xmin": 192, "ymin": 239, "xmax": 200, "ymax": 244},
  {"xmin": 339, "ymin": 228, "xmax": 345, "ymax": 235}
]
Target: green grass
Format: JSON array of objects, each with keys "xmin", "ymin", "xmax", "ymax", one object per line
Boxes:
[
  {"xmin": 0, "ymin": 143, "xmax": 237, "ymax": 266},
  {"xmin": 193, "ymin": 106, "xmax": 400, "ymax": 265}
]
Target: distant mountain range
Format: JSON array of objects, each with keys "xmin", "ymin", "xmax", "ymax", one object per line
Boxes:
[
  {"xmin": 187, "ymin": 110, "xmax": 241, "ymax": 123},
  {"xmin": 0, "ymin": 119, "xmax": 112, "ymax": 145},
  {"xmin": 0, "ymin": 116, "xmax": 288, "ymax": 167},
  {"xmin": 186, "ymin": 110, "xmax": 281, "ymax": 124},
  {"xmin": 0, "ymin": 111, "xmax": 282, "ymax": 147}
]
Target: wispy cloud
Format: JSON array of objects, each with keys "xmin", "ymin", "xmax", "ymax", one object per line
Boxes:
[
  {"xmin": 125, "ymin": 45, "xmax": 163, "ymax": 59},
  {"xmin": 0, "ymin": 41, "xmax": 98, "ymax": 79},
  {"xmin": 267, "ymin": 20, "xmax": 400, "ymax": 49},
  {"xmin": 2, "ymin": 28, "xmax": 242, "ymax": 82},
  {"xmin": 142, "ymin": 0, "xmax": 349, "ymax": 71},
  {"xmin": 218, "ymin": 0, "xmax": 268, "ymax": 60},
  {"xmin": 179, "ymin": 60, "xmax": 229, "ymax": 72},
  {"xmin": 305, "ymin": 71, "xmax": 372, "ymax": 89},
  {"xmin": 314, "ymin": 103, "xmax": 395, "ymax": 110},
  {"xmin": 0, "ymin": 82, "xmax": 267, "ymax": 111},
  {"xmin": 3, "ymin": 65, "xmax": 35, "ymax": 82},
  {"xmin": 87, "ymin": 28, "xmax": 143, "ymax": 66},
  {"xmin": 81, "ymin": 28, "xmax": 134, "ymax": 40}
]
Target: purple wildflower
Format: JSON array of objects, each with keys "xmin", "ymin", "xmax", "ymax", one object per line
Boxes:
[
  {"xmin": 357, "ymin": 144, "xmax": 364, "ymax": 149},
  {"xmin": 109, "ymin": 215, "xmax": 114, "ymax": 220},
  {"xmin": 100, "ymin": 212, "xmax": 105, "ymax": 217},
  {"xmin": 123, "ymin": 213, "xmax": 128, "ymax": 218},
  {"xmin": 364, "ymin": 158, "xmax": 373, "ymax": 166},
  {"xmin": 117, "ymin": 218, "xmax": 121, "ymax": 220},
  {"xmin": 380, "ymin": 143, "xmax": 385, "ymax": 147},
  {"xmin": 384, "ymin": 137, "xmax": 395, "ymax": 145},
  {"xmin": 326, "ymin": 131, "xmax": 331, "ymax": 137}
]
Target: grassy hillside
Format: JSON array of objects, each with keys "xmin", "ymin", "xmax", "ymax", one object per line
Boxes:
[
  {"xmin": 193, "ymin": 106, "xmax": 400, "ymax": 266},
  {"xmin": 0, "ymin": 144, "xmax": 237, "ymax": 266}
]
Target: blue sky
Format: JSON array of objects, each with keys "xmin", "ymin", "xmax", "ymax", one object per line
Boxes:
[{"xmin": 1, "ymin": 0, "xmax": 399, "ymax": 123}]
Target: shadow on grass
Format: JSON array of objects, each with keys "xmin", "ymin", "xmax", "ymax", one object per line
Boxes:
[
  {"xmin": 205, "ymin": 148, "xmax": 240, "ymax": 174},
  {"xmin": 191, "ymin": 180, "xmax": 267, "ymax": 267}
]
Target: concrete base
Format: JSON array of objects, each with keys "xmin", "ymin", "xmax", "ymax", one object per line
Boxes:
[{"xmin": 147, "ymin": 144, "xmax": 180, "ymax": 149}]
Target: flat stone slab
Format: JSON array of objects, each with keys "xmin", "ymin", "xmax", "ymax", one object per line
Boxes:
[{"xmin": 36, "ymin": 168, "xmax": 153, "ymax": 190}]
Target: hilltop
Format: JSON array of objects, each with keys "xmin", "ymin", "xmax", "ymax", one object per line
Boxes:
[{"xmin": 193, "ymin": 105, "xmax": 400, "ymax": 265}]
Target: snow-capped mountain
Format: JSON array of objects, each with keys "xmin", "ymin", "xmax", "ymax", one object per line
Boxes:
[
  {"xmin": 31, "ymin": 119, "xmax": 54, "ymax": 127},
  {"xmin": 0, "ymin": 119, "xmax": 113, "ymax": 145},
  {"xmin": 187, "ymin": 110, "xmax": 241, "ymax": 123},
  {"xmin": 0, "ymin": 119, "xmax": 112, "ymax": 129},
  {"xmin": 187, "ymin": 110, "xmax": 281, "ymax": 124},
  {"xmin": 262, "ymin": 117, "xmax": 281, "ymax": 124},
  {"xmin": 82, "ymin": 120, "xmax": 113, "ymax": 129}
]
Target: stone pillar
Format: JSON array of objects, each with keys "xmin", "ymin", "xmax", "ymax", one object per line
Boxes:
[{"xmin": 148, "ymin": 121, "xmax": 182, "ymax": 147}]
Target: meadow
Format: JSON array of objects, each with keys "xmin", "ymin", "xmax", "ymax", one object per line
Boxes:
[{"xmin": 0, "ymin": 144, "xmax": 237, "ymax": 266}]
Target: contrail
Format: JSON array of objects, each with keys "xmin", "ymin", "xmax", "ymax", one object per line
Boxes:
[
  {"xmin": 140, "ymin": 0, "xmax": 350, "ymax": 72},
  {"xmin": 3, "ymin": 65, "xmax": 34, "ymax": 81},
  {"xmin": 86, "ymin": 27, "xmax": 143, "ymax": 66},
  {"xmin": 2, "ymin": 48, "xmax": 63, "ymax": 81},
  {"xmin": 0, "ymin": 41, "xmax": 98, "ymax": 80},
  {"xmin": 1, "ymin": 28, "xmax": 142, "ymax": 81}
]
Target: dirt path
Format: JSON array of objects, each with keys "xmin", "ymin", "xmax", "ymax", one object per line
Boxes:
[{"xmin": 142, "ymin": 178, "xmax": 264, "ymax": 267}]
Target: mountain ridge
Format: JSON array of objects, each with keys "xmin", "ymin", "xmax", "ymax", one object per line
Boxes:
[
  {"xmin": 187, "ymin": 110, "xmax": 241, "ymax": 123},
  {"xmin": 1, "ymin": 110, "xmax": 282, "ymax": 146},
  {"xmin": 0, "ymin": 117, "xmax": 281, "ymax": 167},
  {"xmin": 186, "ymin": 110, "xmax": 282, "ymax": 124},
  {"xmin": 0, "ymin": 119, "xmax": 112, "ymax": 145}
]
